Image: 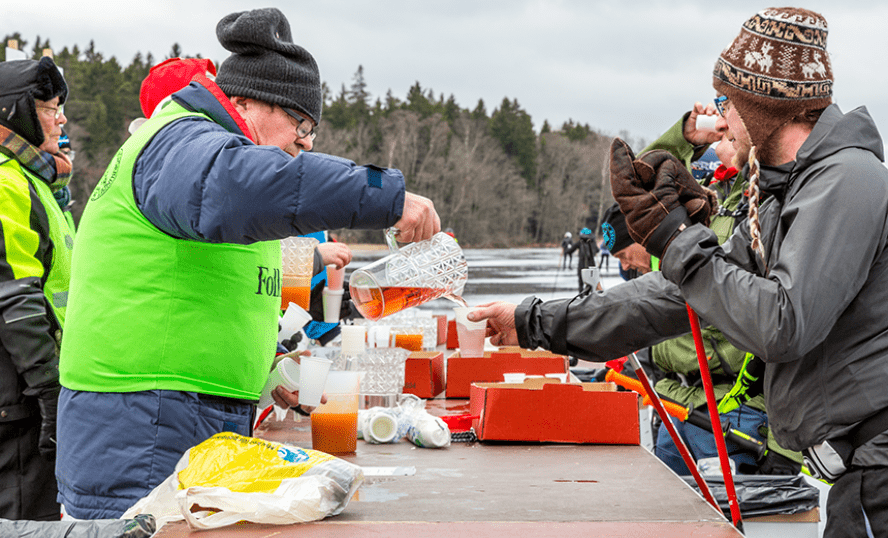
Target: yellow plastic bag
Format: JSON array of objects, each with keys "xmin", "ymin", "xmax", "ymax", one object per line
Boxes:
[{"xmin": 122, "ymin": 432, "xmax": 363, "ymax": 531}]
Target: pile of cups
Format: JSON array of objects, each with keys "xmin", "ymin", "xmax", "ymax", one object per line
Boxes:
[{"xmin": 258, "ymin": 356, "xmax": 364, "ymax": 455}]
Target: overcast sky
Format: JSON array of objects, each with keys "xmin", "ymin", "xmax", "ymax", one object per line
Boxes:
[{"xmin": 6, "ymin": 1, "xmax": 888, "ymax": 145}]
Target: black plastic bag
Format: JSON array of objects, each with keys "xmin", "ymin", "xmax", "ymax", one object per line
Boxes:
[{"xmin": 683, "ymin": 474, "xmax": 819, "ymax": 518}]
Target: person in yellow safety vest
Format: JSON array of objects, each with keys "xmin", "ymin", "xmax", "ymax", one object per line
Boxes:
[{"xmin": 0, "ymin": 56, "xmax": 74, "ymax": 521}]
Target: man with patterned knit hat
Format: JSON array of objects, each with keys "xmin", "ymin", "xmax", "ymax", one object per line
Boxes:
[
  {"xmin": 55, "ymin": 7, "xmax": 440, "ymax": 519},
  {"xmin": 473, "ymin": 8, "xmax": 887, "ymax": 535}
]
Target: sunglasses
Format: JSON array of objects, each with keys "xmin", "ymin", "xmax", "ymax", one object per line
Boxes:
[{"xmin": 714, "ymin": 95, "xmax": 730, "ymax": 117}]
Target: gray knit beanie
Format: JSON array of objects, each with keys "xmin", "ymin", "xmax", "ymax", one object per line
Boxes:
[{"xmin": 215, "ymin": 7, "xmax": 322, "ymax": 124}]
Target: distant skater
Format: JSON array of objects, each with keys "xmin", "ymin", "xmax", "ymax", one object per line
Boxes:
[
  {"xmin": 560, "ymin": 232, "xmax": 573, "ymax": 269},
  {"xmin": 598, "ymin": 239, "xmax": 610, "ymax": 272}
]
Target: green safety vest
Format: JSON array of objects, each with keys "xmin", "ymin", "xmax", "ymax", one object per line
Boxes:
[
  {"xmin": 60, "ymin": 104, "xmax": 281, "ymax": 400},
  {"xmin": 0, "ymin": 156, "xmax": 73, "ymax": 327}
]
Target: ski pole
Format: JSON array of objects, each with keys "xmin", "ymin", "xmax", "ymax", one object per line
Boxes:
[
  {"xmin": 686, "ymin": 304, "xmax": 743, "ymax": 532},
  {"xmin": 606, "ymin": 368, "xmax": 767, "ymax": 461},
  {"xmin": 624, "ymin": 352, "xmax": 721, "ymax": 512}
]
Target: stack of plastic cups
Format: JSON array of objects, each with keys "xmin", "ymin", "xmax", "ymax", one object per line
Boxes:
[
  {"xmin": 323, "ymin": 265, "xmax": 346, "ymax": 323},
  {"xmin": 334, "ymin": 325, "xmax": 366, "ymax": 371}
]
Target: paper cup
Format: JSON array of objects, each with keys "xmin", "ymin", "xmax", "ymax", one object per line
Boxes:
[
  {"xmin": 297, "ymin": 356, "xmax": 333, "ymax": 407},
  {"xmin": 695, "ymin": 114, "xmax": 718, "ymax": 133},
  {"xmin": 453, "ymin": 307, "xmax": 487, "ymax": 358},
  {"xmin": 258, "ymin": 357, "xmax": 300, "ymax": 409},
  {"xmin": 323, "ymin": 288, "xmax": 344, "ymax": 323}
]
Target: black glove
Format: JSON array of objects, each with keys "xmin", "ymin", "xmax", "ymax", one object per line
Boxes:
[
  {"xmin": 609, "ymin": 138, "xmax": 718, "ymax": 258},
  {"xmin": 37, "ymin": 391, "xmax": 59, "ymax": 460}
]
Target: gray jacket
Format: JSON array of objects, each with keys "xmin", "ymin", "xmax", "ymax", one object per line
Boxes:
[{"xmin": 517, "ymin": 105, "xmax": 888, "ymax": 461}]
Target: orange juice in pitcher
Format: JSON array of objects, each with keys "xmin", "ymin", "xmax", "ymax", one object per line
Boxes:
[
  {"xmin": 280, "ymin": 236, "xmax": 317, "ymax": 310},
  {"xmin": 349, "ymin": 230, "xmax": 468, "ymax": 321}
]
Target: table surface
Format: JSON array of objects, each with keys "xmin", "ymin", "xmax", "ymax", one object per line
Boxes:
[{"xmin": 156, "ymin": 399, "xmax": 744, "ymax": 537}]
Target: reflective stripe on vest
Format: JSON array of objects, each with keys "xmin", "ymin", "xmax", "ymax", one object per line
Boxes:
[{"xmin": 0, "ymin": 157, "xmax": 73, "ymax": 326}]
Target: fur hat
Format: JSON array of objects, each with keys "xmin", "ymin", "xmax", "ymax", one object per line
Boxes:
[
  {"xmin": 713, "ymin": 7, "xmax": 832, "ymax": 148},
  {"xmin": 215, "ymin": 7, "xmax": 322, "ymax": 124},
  {"xmin": 601, "ymin": 203, "xmax": 633, "ymax": 255},
  {"xmin": 0, "ymin": 57, "xmax": 68, "ymax": 147}
]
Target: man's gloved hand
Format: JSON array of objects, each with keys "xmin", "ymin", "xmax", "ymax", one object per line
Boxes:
[
  {"xmin": 609, "ymin": 138, "xmax": 718, "ymax": 258},
  {"xmin": 37, "ymin": 391, "xmax": 59, "ymax": 460}
]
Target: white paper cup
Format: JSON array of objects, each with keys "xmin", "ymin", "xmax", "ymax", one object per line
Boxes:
[
  {"xmin": 453, "ymin": 307, "xmax": 487, "ymax": 358},
  {"xmin": 278, "ymin": 303, "xmax": 312, "ymax": 343},
  {"xmin": 323, "ymin": 288, "xmax": 344, "ymax": 323},
  {"xmin": 297, "ymin": 356, "xmax": 333, "ymax": 407},
  {"xmin": 695, "ymin": 114, "xmax": 719, "ymax": 133},
  {"xmin": 503, "ymin": 373, "xmax": 526, "ymax": 383},
  {"xmin": 258, "ymin": 357, "xmax": 301, "ymax": 409}
]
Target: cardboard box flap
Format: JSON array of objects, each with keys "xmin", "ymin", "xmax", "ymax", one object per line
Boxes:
[{"xmin": 470, "ymin": 380, "xmax": 639, "ymax": 445}]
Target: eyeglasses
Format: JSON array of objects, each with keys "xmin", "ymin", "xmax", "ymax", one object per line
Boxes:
[
  {"xmin": 36, "ymin": 104, "xmax": 65, "ymax": 120},
  {"xmin": 714, "ymin": 95, "xmax": 730, "ymax": 117},
  {"xmin": 280, "ymin": 107, "xmax": 316, "ymax": 141}
]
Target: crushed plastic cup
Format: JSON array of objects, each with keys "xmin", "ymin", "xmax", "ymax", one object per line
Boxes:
[
  {"xmin": 453, "ymin": 306, "xmax": 487, "ymax": 358},
  {"xmin": 326, "ymin": 265, "xmax": 345, "ymax": 291},
  {"xmin": 258, "ymin": 357, "xmax": 300, "ymax": 409},
  {"xmin": 503, "ymin": 373, "xmax": 526, "ymax": 383},
  {"xmin": 311, "ymin": 371, "xmax": 362, "ymax": 454},
  {"xmin": 297, "ymin": 356, "xmax": 333, "ymax": 408}
]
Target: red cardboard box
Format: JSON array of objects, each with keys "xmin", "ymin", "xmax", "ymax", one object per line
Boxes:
[
  {"xmin": 446, "ymin": 319, "xmax": 459, "ymax": 349},
  {"xmin": 435, "ymin": 315, "xmax": 447, "ymax": 346},
  {"xmin": 445, "ymin": 350, "xmax": 568, "ymax": 398},
  {"xmin": 470, "ymin": 379, "xmax": 640, "ymax": 445},
  {"xmin": 403, "ymin": 351, "xmax": 445, "ymax": 398}
]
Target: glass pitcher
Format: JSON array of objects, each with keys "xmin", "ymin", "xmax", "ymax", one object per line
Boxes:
[
  {"xmin": 349, "ymin": 229, "xmax": 468, "ymax": 321},
  {"xmin": 280, "ymin": 236, "xmax": 318, "ymax": 310}
]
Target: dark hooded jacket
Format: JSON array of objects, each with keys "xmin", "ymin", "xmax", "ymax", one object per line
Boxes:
[{"xmin": 516, "ymin": 104, "xmax": 888, "ymax": 464}]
